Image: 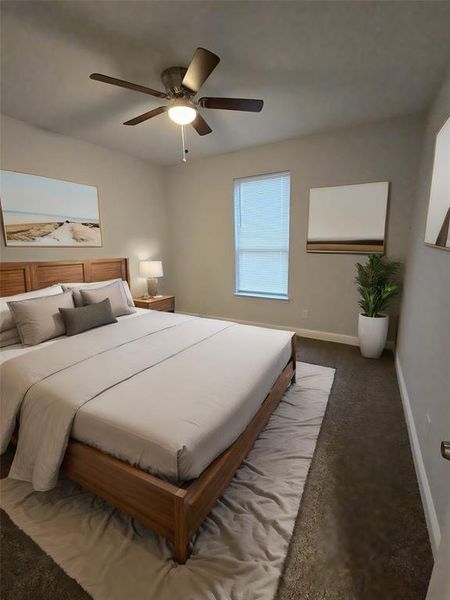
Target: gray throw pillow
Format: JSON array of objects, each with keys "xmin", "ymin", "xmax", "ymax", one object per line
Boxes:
[
  {"xmin": 59, "ymin": 298, "xmax": 117, "ymax": 336},
  {"xmin": 7, "ymin": 290, "xmax": 75, "ymax": 346},
  {"xmin": 80, "ymin": 281, "xmax": 135, "ymax": 317},
  {"xmin": 0, "ymin": 285, "xmax": 64, "ymax": 333}
]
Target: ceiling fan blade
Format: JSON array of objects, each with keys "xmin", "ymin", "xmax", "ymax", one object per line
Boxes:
[
  {"xmin": 182, "ymin": 48, "xmax": 220, "ymax": 93},
  {"xmin": 123, "ymin": 106, "xmax": 167, "ymax": 126},
  {"xmin": 199, "ymin": 97, "xmax": 263, "ymax": 112},
  {"xmin": 90, "ymin": 73, "xmax": 167, "ymax": 99},
  {"xmin": 191, "ymin": 113, "xmax": 212, "ymax": 136}
]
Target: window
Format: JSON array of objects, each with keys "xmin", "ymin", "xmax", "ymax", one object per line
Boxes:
[{"xmin": 234, "ymin": 172, "xmax": 290, "ymax": 299}]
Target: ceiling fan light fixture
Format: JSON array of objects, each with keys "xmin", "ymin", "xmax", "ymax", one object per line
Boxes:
[{"xmin": 168, "ymin": 104, "xmax": 197, "ymax": 125}]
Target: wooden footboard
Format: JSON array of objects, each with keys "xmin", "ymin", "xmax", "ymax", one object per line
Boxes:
[{"xmin": 61, "ymin": 333, "xmax": 297, "ymax": 563}]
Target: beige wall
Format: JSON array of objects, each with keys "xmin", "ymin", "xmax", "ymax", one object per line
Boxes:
[
  {"xmin": 0, "ymin": 113, "xmax": 425, "ymax": 337},
  {"xmin": 0, "ymin": 115, "xmax": 168, "ymax": 296},
  {"xmin": 165, "ymin": 114, "xmax": 424, "ymax": 342},
  {"xmin": 397, "ymin": 77, "xmax": 450, "ymax": 537}
]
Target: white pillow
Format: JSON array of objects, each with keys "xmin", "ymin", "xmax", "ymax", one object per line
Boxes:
[
  {"xmin": 0, "ymin": 285, "xmax": 64, "ymax": 333},
  {"xmin": 61, "ymin": 279, "xmax": 134, "ymax": 307}
]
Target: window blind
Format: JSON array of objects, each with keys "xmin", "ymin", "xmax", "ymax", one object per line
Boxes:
[{"xmin": 234, "ymin": 172, "xmax": 290, "ymax": 299}]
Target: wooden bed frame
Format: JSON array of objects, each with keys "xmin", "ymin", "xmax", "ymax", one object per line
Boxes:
[{"xmin": 0, "ymin": 258, "xmax": 297, "ymax": 563}]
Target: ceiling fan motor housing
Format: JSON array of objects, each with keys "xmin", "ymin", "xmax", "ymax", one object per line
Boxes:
[{"xmin": 161, "ymin": 66, "xmax": 190, "ymax": 97}]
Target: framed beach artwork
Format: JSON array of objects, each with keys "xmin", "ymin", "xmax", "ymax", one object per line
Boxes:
[
  {"xmin": 307, "ymin": 181, "xmax": 389, "ymax": 254},
  {"xmin": 0, "ymin": 170, "xmax": 102, "ymax": 247},
  {"xmin": 424, "ymin": 116, "xmax": 449, "ymax": 251}
]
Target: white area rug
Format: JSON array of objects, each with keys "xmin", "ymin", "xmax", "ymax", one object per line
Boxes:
[{"xmin": 1, "ymin": 362, "xmax": 334, "ymax": 600}]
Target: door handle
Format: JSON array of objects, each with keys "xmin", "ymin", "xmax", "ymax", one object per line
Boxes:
[{"xmin": 441, "ymin": 441, "xmax": 450, "ymax": 461}]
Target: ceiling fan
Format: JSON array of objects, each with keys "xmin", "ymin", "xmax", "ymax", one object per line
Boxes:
[{"xmin": 90, "ymin": 47, "xmax": 263, "ymax": 137}]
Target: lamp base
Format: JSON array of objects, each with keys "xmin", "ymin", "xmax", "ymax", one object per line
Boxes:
[{"xmin": 146, "ymin": 278, "xmax": 159, "ymax": 298}]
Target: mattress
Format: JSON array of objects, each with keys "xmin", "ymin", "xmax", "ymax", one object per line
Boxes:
[{"xmin": 1, "ymin": 310, "xmax": 293, "ymax": 489}]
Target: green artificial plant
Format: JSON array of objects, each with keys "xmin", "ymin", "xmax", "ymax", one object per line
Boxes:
[{"xmin": 355, "ymin": 254, "xmax": 401, "ymax": 318}]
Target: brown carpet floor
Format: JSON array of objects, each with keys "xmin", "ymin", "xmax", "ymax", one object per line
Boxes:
[
  {"xmin": 277, "ymin": 339, "xmax": 433, "ymax": 600},
  {"xmin": 1, "ymin": 338, "xmax": 432, "ymax": 599}
]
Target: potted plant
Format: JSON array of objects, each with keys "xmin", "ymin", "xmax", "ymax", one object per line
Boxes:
[{"xmin": 355, "ymin": 254, "xmax": 401, "ymax": 358}]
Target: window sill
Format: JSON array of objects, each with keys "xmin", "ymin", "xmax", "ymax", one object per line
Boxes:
[{"xmin": 234, "ymin": 292, "xmax": 289, "ymax": 301}]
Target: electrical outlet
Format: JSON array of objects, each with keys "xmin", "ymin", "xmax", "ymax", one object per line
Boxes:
[{"xmin": 301, "ymin": 308, "xmax": 309, "ymax": 319}]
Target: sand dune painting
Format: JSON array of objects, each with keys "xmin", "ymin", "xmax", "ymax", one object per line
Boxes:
[{"xmin": 1, "ymin": 170, "xmax": 102, "ymax": 247}]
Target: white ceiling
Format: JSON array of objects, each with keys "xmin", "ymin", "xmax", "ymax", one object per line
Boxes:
[{"xmin": 1, "ymin": 1, "xmax": 449, "ymax": 166}]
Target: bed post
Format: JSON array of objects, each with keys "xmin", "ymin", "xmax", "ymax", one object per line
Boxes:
[
  {"xmin": 174, "ymin": 490, "xmax": 190, "ymax": 564},
  {"xmin": 291, "ymin": 334, "xmax": 297, "ymax": 384}
]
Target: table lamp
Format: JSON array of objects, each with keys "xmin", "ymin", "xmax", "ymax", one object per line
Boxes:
[{"xmin": 139, "ymin": 260, "xmax": 163, "ymax": 298}]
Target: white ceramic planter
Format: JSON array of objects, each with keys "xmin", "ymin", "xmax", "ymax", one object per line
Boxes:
[{"xmin": 358, "ymin": 313, "xmax": 389, "ymax": 359}]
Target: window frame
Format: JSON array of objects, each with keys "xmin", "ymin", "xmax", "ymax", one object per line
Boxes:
[{"xmin": 233, "ymin": 170, "xmax": 291, "ymax": 301}]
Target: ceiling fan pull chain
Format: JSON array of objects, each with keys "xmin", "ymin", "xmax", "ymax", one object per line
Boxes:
[{"xmin": 181, "ymin": 124, "xmax": 188, "ymax": 163}]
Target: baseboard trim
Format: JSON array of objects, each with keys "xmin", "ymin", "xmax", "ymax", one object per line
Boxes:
[
  {"xmin": 177, "ymin": 311, "xmax": 394, "ymax": 349},
  {"xmin": 395, "ymin": 353, "xmax": 441, "ymax": 556}
]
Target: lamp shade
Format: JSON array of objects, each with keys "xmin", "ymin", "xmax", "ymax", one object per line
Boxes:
[{"xmin": 139, "ymin": 260, "xmax": 163, "ymax": 278}]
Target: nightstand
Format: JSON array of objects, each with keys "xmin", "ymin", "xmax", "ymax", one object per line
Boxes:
[{"xmin": 133, "ymin": 295, "xmax": 175, "ymax": 312}]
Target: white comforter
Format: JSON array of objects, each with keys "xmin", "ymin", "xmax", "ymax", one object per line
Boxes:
[{"xmin": 1, "ymin": 311, "xmax": 293, "ymax": 491}]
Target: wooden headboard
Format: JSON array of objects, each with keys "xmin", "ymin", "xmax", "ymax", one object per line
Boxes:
[{"xmin": 0, "ymin": 258, "xmax": 129, "ymax": 297}]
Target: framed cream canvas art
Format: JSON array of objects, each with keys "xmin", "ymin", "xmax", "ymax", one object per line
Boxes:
[
  {"xmin": 307, "ymin": 181, "xmax": 389, "ymax": 254},
  {"xmin": 424, "ymin": 117, "xmax": 449, "ymax": 251},
  {"xmin": 0, "ymin": 170, "xmax": 102, "ymax": 247}
]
